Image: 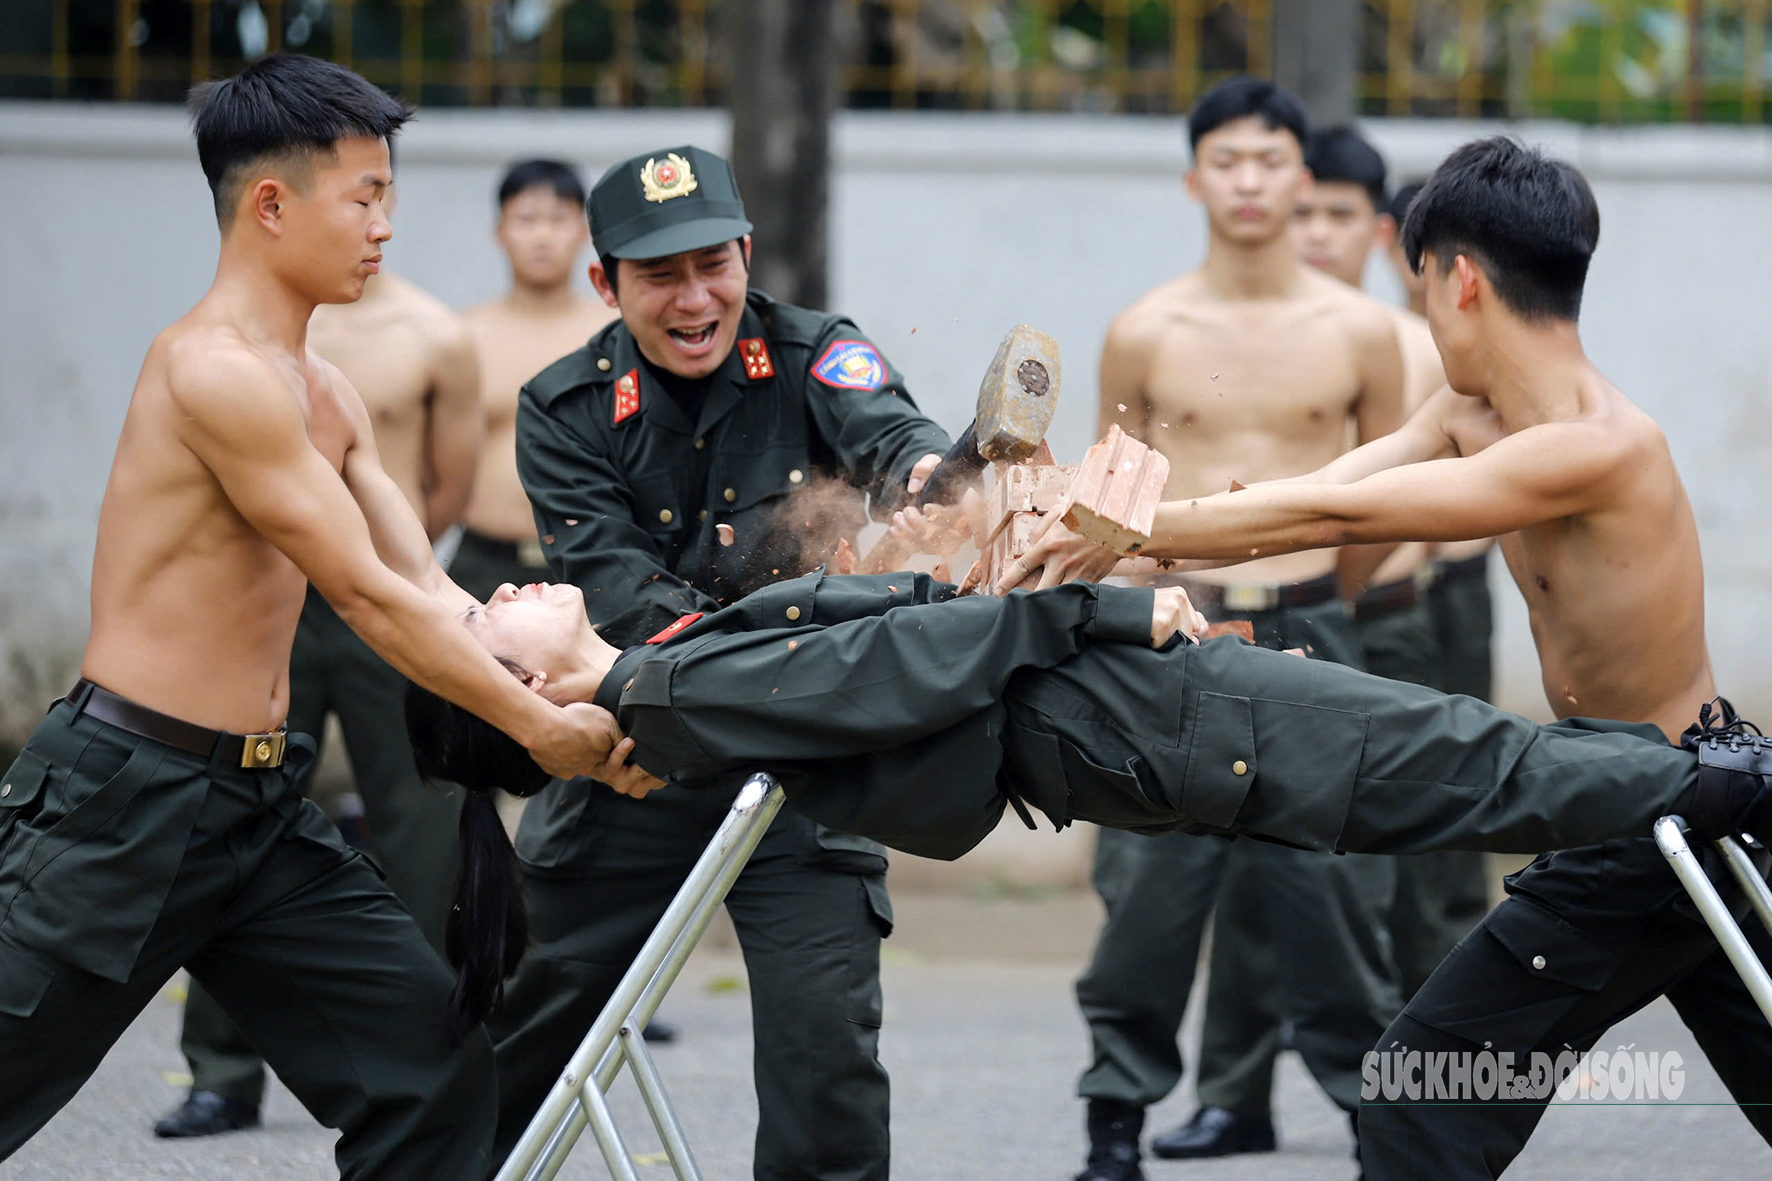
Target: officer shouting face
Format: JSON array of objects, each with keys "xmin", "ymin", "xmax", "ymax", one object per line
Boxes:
[
  {"xmin": 591, "ymin": 238, "xmax": 751, "ymax": 380},
  {"xmin": 583, "ymin": 147, "xmax": 755, "ymax": 381}
]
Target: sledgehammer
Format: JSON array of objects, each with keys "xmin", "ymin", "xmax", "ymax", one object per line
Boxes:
[{"xmin": 912, "ymin": 324, "xmax": 1062, "ymax": 506}]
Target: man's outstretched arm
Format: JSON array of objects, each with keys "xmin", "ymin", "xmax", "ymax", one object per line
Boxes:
[
  {"xmin": 1000, "ymin": 390, "xmax": 1621, "ymax": 591},
  {"xmin": 1139, "ymin": 412, "xmax": 1630, "ymax": 561}
]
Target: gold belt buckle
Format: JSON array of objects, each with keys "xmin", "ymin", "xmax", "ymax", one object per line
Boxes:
[
  {"xmin": 241, "ymin": 731, "xmax": 287, "ymax": 769},
  {"xmin": 1221, "ymin": 584, "xmax": 1278, "ymax": 613},
  {"xmin": 518, "ymin": 538, "xmax": 547, "ymax": 568}
]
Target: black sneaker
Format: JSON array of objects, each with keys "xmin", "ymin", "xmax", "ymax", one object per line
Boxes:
[
  {"xmin": 152, "ymin": 1090, "xmax": 261, "ymax": 1139},
  {"xmin": 1076, "ymin": 1099, "xmax": 1145, "ymax": 1181},
  {"xmin": 1149, "ymin": 1106, "xmax": 1276, "ymax": 1159}
]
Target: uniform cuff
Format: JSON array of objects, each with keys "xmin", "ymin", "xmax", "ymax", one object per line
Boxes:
[{"xmin": 1089, "ymin": 585, "xmax": 1155, "ymax": 646}]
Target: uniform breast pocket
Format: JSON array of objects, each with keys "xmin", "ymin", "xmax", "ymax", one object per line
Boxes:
[{"xmin": 629, "ymin": 472, "xmax": 687, "ymax": 546}]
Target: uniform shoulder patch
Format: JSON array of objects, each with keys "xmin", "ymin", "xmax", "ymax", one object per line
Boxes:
[
  {"xmin": 739, "ymin": 337, "xmax": 774, "ymax": 380},
  {"xmin": 613, "ymin": 369, "xmax": 641, "ymax": 425},
  {"xmin": 645, "ymin": 612, "xmax": 704, "ymax": 644},
  {"xmin": 813, "ymin": 339, "xmax": 886, "ymax": 391}
]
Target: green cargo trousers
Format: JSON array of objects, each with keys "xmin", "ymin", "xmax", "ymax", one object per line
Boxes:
[
  {"xmin": 1372, "ymin": 588, "xmax": 1493, "ymax": 1000},
  {"xmin": 1076, "ymin": 596, "xmax": 1403, "ymax": 1115},
  {"xmin": 1191, "ymin": 594, "xmax": 1489, "ymax": 1116},
  {"xmin": 0, "ymin": 699, "xmax": 493, "ymax": 1177},
  {"xmin": 1427, "ymin": 551, "xmax": 1496, "ymax": 704},
  {"xmin": 488, "ymin": 783, "xmax": 892, "ymax": 1181},
  {"xmin": 178, "ymin": 587, "xmax": 463, "ymax": 1112}
]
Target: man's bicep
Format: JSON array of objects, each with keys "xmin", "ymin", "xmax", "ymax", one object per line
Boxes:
[{"xmin": 180, "ymin": 400, "xmax": 392, "ymax": 600}]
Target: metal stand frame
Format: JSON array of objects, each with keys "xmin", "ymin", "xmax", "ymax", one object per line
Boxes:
[
  {"xmin": 496, "ymin": 773, "xmax": 787, "ymax": 1181},
  {"xmin": 1654, "ymin": 815, "xmax": 1772, "ymax": 1025}
]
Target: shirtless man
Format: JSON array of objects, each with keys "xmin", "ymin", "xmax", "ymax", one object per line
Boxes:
[
  {"xmin": 1292, "ymin": 126, "xmax": 1489, "ymax": 1002},
  {"xmin": 1389, "ymin": 176, "xmax": 1504, "ymax": 706},
  {"xmin": 155, "ymin": 197, "xmax": 486, "ymax": 1136},
  {"xmin": 1067, "ymin": 78, "xmax": 1408, "ymax": 1180},
  {"xmin": 1015, "ymin": 135, "xmax": 1772, "ymax": 1178},
  {"xmin": 457, "ymin": 160, "xmax": 618, "ymax": 599},
  {"xmin": 0, "ymin": 54, "xmax": 641, "ymax": 1177}
]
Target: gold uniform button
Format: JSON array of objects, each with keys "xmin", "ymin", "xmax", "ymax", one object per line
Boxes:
[
  {"xmin": 658, "ymin": 509, "xmax": 674, "ymax": 525},
  {"xmin": 1232, "ymin": 759, "xmax": 1249, "ymax": 776},
  {"xmin": 698, "ymin": 509, "xmax": 708, "ymax": 522},
  {"xmin": 596, "ymin": 357, "xmax": 612, "ymax": 372},
  {"xmin": 788, "ymin": 469, "xmax": 804, "ymax": 484},
  {"xmin": 786, "ymin": 606, "xmax": 802, "ymax": 621},
  {"xmin": 624, "ymin": 678, "xmax": 635, "ymax": 692},
  {"xmin": 694, "ymin": 438, "xmax": 706, "ymax": 450},
  {"xmin": 724, "ymin": 488, "xmax": 737, "ymax": 503}
]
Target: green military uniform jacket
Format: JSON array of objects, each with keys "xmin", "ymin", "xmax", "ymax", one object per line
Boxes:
[
  {"xmin": 515, "ymin": 290, "xmax": 951, "ymax": 868},
  {"xmin": 517, "ymin": 289, "xmax": 952, "ymax": 647},
  {"xmin": 589, "ymin": 572, "xmax": 1699, "ymax": 863}
]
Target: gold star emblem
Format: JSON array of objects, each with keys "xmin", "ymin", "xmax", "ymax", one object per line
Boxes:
[{"xmin": 640, "ymin": 153, "xmax": 699, "ymax": 204}]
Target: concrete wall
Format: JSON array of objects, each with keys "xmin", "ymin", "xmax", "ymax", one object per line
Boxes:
[{"xmin": 4, "ymin": 105, "xmax": 1771, "ymax": 884}]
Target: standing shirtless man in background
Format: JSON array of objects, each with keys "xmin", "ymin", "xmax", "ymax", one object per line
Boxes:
[
  {"xmin": 457, "ymin": 160, "xmax": 618, "ymax": 600},
  {"xmin": 1071, "ymin": 77, "xmax": 1408, "ymax": 1180}
]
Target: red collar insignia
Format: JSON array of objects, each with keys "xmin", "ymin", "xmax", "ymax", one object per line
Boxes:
[
  {"xmin": 613, "ymin": 368, "xmax": 641, "ymax": 425},
  {"xmin": 739, "ymin": 337, "xmax": 774, "ymax": 380},
  {"xmin": 645, "ymin": 612, "xmax": 704, "ymax": 644}
]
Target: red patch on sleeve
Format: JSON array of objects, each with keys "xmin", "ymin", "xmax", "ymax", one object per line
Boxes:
[
  {"xmin": 739, "ymin": 337, "xmax": 775, "ymax": 380},
  {"xmin": 613, "ymin": 369, "xmax": 641, "ymax": 425},
  {"xmin": 645, "ymin": 612, "xmax": 704, "ymax": 644}
]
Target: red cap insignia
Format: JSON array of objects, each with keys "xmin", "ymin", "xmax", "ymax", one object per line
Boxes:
[
  {"xmin": 613, "ymin": 369, "xmax": 641, "ymax": 425},
  {"xmin": 645, "ymin": 612, "xmax": 704, "ymax": 644},
  {"xmin": 739, "ymin": 337, "xmax": 774, "ymax": 380}
]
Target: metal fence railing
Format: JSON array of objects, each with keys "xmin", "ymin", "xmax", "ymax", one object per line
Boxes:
[{"xmin": 1, "ymin": 1, "xmax": 1767, "ymax": 123}]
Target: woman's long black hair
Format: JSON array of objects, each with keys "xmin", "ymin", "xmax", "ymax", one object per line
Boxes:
[{"xmin": 403, "ymin": 675, "xmax": 551, "ymax": 1043}]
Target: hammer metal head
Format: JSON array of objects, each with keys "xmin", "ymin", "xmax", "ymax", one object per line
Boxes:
[{"xmin": 974, "ymin": 325, "xmax": 1061, "ymax": 463}]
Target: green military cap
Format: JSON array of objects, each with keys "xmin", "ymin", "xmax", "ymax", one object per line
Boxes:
[{"xmin": 588, "ymin": 145, "xmax": 753, "ymax": 261}]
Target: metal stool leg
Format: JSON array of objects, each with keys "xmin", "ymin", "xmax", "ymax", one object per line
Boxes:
[
  {"xmin": 498, "ymin": 774, "xmax": 787, "ymax": 1181},
  {"xmin": 1654, "ymin": 816, "xmax": 1772, "ymax": 1025},
  {"xmin": 620, "ymin": 1022, "xmax": 701, "ymax": 1180}
]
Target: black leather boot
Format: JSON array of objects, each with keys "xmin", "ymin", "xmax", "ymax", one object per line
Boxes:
[
  {"xmin": 152, "ymin": 1090, "xmax": 261, "ymax": 1138},
  {"xmin": 1149, "ymin": 1106, "xmax": 1276, "ymax": 1159},
  {"xmin": 1075, "ymin": 1098, "xmax": 1145, "ymax": 1181}
]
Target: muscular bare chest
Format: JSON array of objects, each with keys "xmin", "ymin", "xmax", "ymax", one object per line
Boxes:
[
  {"xmin": 475, "ymin": 317, "xmax": 600, "ymax": 429},
  {"xmin": 1141, "ymin": 312, "xmax": 1362, "ymax": 492}
]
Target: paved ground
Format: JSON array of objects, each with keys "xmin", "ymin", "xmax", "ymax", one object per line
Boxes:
[{"xmin": 6, "ymin": 892, "xmax": 1766, "ymax": 1180}]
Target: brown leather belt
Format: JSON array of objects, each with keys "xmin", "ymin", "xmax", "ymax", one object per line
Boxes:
[
  {"xmin": 1176, "ymin": 571, "xmax": 1339, "ymax": 616},
  {"xmin": 1353, "ymin": 575, "xmax": 1423, "ymax": 622},
  {"xmin": 68, "ymin": 680, "xmax": 286, "ymax": 768},
  {"xmin": 458, "ymin": 528, "xmax": 550, "ymax": 570},
  {"xmin": 1437, "ymin": 552, "xmax": 1491, "ymax": 583}
]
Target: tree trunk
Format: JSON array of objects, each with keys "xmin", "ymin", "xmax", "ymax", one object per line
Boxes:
[
  {"xmin": 1270, "ymin": 0, "xmax": 1359, "ymax": 127},
  {"xmin": 725, "ymin": 0, "xmax": 840, "ymax": 310}
]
